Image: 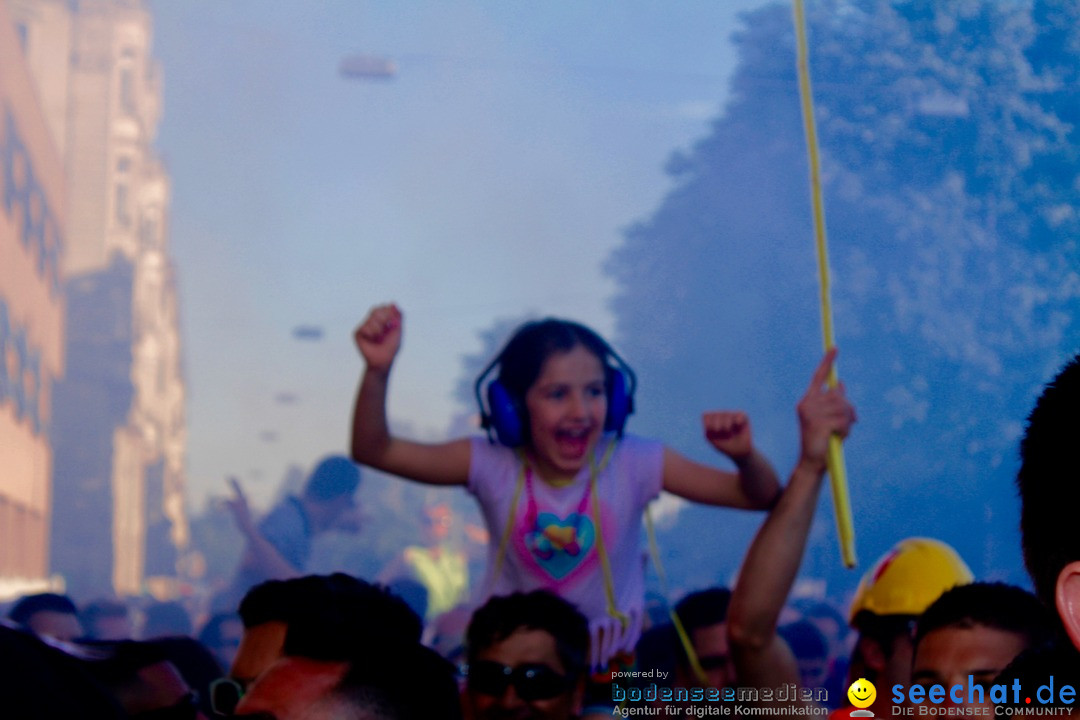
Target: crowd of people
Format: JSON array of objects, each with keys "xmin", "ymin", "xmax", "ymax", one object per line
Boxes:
[{"xmin": 4, "ymin": 306, "xmax": 1079, "ymax": 719}]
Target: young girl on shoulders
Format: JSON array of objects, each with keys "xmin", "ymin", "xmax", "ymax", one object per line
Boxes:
[{"xmin": 350, "ymin": 303, "xmax": 781, "ymax": 668}]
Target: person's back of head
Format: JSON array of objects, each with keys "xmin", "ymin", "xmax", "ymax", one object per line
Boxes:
[
  {"xmin": 8, "ymin": 592, "xmax": 82, "ymax": 641},
  {"xmin": 241, "ymin": 573, "xmax": 416, "ymax": 633},
  {"xmin": 303, "ymin": 455, "xmax": 361, "ymax": 501},
  {"xmin": 81, "ymin": 599, "xmax": 133, "ymax": 641},
  {"xmin": 1017, "ymin": 353, "xmax": 1080, "ymax": 608},
  {"xmin": 231, "ymin": 578, "xmax": 321, "ymax": 702},
  {"xmin": 231, "ymin": 575, "xmax": 440, "ymax": 719},
  {"xmin": 232, "ymin": 572, "xmax": 423, "ymax": 696},
  {"xmin": 9, "ymin": 592, "xmax": 79, "ymax": 625},
  {"xmin": 238, "ymin": 577, "xmax": 306, "ymax": 629},
  {"xmin": 466, "ymin": 590, "xmax": 589, "ymax": 680},
  {"xmin": 282, "ymin": 573, "xmax": 423, "ymax": 662}
]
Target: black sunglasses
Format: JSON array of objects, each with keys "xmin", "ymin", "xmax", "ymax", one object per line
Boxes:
[{"xmin": 467, "ymin": 660, "xmax": 570, "ymax": 702}]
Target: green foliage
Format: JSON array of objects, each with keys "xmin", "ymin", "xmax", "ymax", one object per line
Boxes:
[{"xmin": 605, "ymin": 0, "xmax": 1080, "ymax": 590}]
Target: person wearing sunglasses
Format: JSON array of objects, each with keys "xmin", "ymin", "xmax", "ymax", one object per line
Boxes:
[{"xmin": 464, "ymin": 590, "xmax": 589, "ymax": 720}]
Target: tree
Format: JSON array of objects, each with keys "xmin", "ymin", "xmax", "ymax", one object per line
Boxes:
[{"xmin": 605, "ymin": 0, "xmax": 1080, "ymax": 592}]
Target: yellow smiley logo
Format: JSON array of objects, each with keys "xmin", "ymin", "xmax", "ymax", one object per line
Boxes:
[{"xmin": 847, "ymin": 678, "xmax": 877, "ymax": 709}]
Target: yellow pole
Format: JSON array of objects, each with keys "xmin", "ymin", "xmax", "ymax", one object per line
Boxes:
[{"xmin": 792, "ymin": 0, "xmax": 857, "ymax": 568}]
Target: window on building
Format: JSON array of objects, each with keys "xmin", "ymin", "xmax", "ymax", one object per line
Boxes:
[
  {"xmin": 115, "ymin": 183, "xmax": 131, "ymax": 227},
  {"xmin": 119, "ymin": 67, "xmax": 136, "ymax": 115}
]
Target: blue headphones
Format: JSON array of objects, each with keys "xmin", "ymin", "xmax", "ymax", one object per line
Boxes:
[{"xmin": 474, "ymin": 345, "xmax": 636, "ymax": 447}]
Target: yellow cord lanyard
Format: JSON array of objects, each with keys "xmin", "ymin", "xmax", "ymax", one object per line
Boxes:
[{"xmin": 645, "ymin": 508, "xmax": 709, "ymax": 687}]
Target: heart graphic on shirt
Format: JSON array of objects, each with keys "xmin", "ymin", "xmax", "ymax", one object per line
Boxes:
[{"xmin": 525, "ymin": 512, "xmax": 596, "ymax": 580}]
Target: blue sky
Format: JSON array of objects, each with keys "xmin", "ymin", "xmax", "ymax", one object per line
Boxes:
[{"xmin": 148, "ymin": 1, "xmax": 773, "ymax": 509}]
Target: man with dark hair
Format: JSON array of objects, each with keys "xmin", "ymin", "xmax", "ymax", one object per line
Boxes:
[
  {"xmin": 225, "ymin": 455, "xmax": 363, "ymax": 603},
  {"xmin": 911, "ymin": 582, "xmax": 1055, "ymax": 711},
  {"xmin": 672, "ymin": 587, "xmax": 735, "ymax": 691},
  {"xmin": 914, "ymin": 582, "xmax": 1055, "ymax": 651},
  {"xmin": 226, "ymin": 578, "xmax": 300, "ymax": 696},
  {"xmin": 1008, "ymin": 354, "xmax": 1080, "ymax": 713},
  {"xmin": 1017, "ymin": 354, "xmax": 1080, "ymax": 643},
  {"xmin": 221, "ymin": 573, "xmax": 423, "ymax": 716},
  {"xmin": 8, "ymin": 591, "xmax": 83, "ymax": 641},
  {"xmin": 229, "ymin": 574, "xmax": 456, "ymax": 719},
  {"xmin": 464, "ymin": 590, "xmax": 590, "ymax": 720}
]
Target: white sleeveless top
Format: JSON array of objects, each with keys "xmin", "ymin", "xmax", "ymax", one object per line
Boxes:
[{"xmin": 467, "ymin": 433, "xmax": 664, "ymax": 668}]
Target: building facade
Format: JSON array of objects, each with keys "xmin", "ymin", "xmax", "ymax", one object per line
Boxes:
[
  {"xmin": 8, "ymin": 0, "xmax": 188, "ymax": 599},
  {"xmin": 0, "ymin": 0, "xmax": 66, "ymax": 600}
]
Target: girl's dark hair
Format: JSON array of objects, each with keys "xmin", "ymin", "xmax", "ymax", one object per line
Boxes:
[{"xmin": 494, "ymin": 318, "xmax": 613, "ymax": 400}]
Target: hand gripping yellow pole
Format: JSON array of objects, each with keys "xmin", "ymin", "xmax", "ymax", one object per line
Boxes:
[{"xmin": 792, "ymin": 0, "xmax": 857, "ymax": 568}]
